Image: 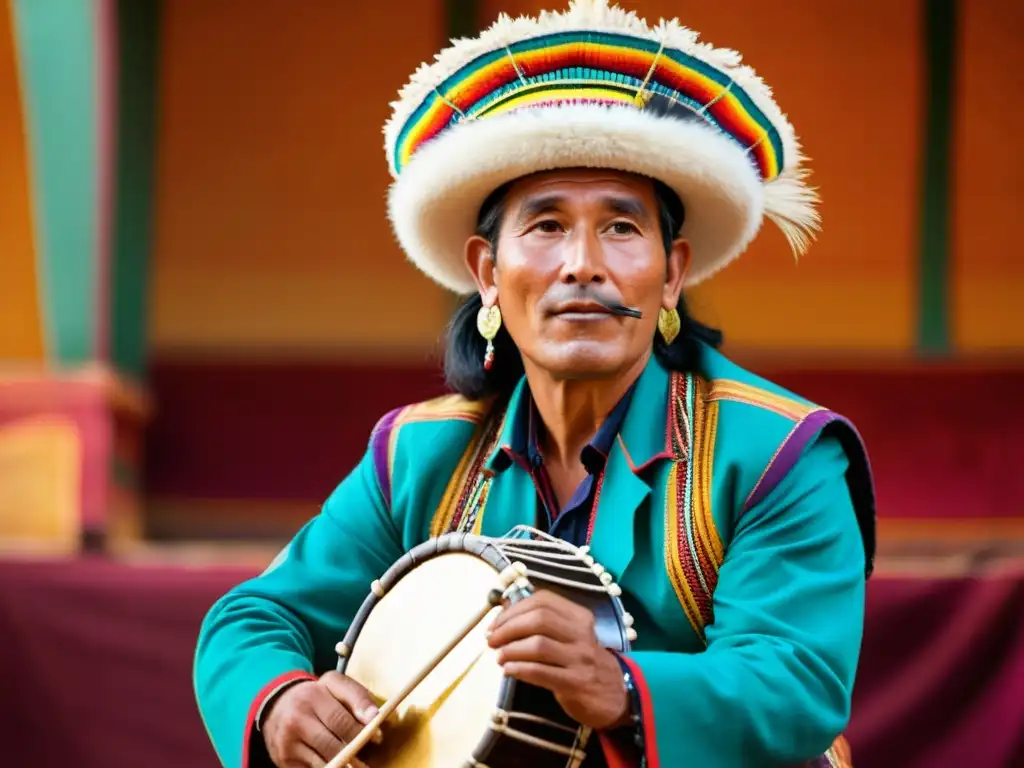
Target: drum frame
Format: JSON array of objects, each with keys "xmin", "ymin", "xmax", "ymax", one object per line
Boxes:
[{"xmin": 335, "ymin": 528, "xmax": 636, "ymax": 768}]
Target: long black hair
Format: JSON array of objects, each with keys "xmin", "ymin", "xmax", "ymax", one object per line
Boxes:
[{"xmin": 443, "ymin": 178, "xmax": 723, "ymax": 400}]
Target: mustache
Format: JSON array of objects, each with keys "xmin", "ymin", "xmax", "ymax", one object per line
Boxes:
[{"xmin": 542, "ymin": 287, "xmax": 644, "ymax": 319}]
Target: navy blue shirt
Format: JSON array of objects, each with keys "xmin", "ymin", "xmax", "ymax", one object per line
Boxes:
[
  {"xmin": 494, "ymin": 383, "xmax": 636, "ymax": 547},
  {"xmin": 490, "ymin": 382, "xmax": 646, "ymax": 758}
]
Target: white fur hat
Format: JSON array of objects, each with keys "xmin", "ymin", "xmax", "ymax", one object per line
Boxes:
[{"xmin": 383, "ymin": 0, "xmax": 818, "ymax": 295}]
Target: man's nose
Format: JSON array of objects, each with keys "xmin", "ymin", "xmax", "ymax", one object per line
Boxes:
[{"xmin": 561, "ymin": 229, "xmax": 607, "ymax": 285}]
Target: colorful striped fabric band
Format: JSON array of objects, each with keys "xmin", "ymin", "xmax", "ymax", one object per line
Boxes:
[
  {"xmin": 664, "ymin": 371, "xmax": 724, "ymax": 641},
  {"xmin": 393, "ymin": 30, "xmax": 784, "ymax": 181}
]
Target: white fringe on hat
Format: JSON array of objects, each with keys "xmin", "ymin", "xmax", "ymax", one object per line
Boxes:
[{"xmin": 383, "ymin": 0, "xmax": 819, "ymax": 295}]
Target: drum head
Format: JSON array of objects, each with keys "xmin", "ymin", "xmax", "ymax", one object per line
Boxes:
[{"xmin": 343, "ymin": 551, "xmax": 507, "ymax": 768}]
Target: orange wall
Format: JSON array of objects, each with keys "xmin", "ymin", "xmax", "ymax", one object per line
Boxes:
[
  {"xmin": 952, "ymin": 0, "xmax": 1024, "ymax": 351},
  {"xmin": 150, "ymin": 0, "xmax": 1024, "ymax": 359},
  {"xmin": 0, "ymin": 0, "xmax": 44, "ymax": 362},
  {"xmin": 482, "ymin": 0, "xmax": 923, "ymax": 354},
  {"xmin": 149, "ymin": 0, "xmax": 450, "ymax": 358}
]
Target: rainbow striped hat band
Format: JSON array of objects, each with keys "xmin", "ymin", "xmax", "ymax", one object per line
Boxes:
[{"xmin": 383, "ymin": 0, "xmax": 818, "ymax": 294}]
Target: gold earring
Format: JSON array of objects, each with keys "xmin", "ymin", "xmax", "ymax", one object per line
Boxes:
[
  {"xmin": 477, "ymin": 304, "xmax": 502, "ymax": 370},
  {"xmin": 658, "ymin": 307, "xmax": 680, "ymax": 345}
]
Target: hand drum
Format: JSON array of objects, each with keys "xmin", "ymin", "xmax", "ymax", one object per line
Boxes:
[{"xmin": 333, "ymin": 529, "xmax": 635, "ymax": 768}]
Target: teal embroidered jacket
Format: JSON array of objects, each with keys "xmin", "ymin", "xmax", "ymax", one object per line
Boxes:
[{"xmin": 194, "ymin": 342, "xmax": 875, "ymax": 768}]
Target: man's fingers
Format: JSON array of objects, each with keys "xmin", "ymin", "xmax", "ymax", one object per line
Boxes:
[
  {"xmin": 525, "ymin": 588, "xmax": 592, "ymax": 617},
  {"xmin": 320, "ymin": 672, "xmax": 380, "ymax": 724},
  {"xmin": 263, "ymin": 679, "xmax": 377, "ymax": 768},
  {"xmin": 287, "ymin": 741, "xmax": 327, "ymax": 768},
  {"xmin": 293, "ymin": 731, "xmax": 372, "ymax": 768},
  {"xmin": 495, "ymin": 634, "xmax": 574, "ymax": 667},
  {"xmin": 287, "ymin": 743, "xmax": 371, "ymax": 768},
  {"xmin": 311, "ymin": 684, "xmax": 377, "ymax": 746},
  {"xmin": 488, "ymin": 604, "xmax": 581, "ymax": 647},
  {"xmin": 295, "ymin": 711, "xmax": 344, "ymax": 764},
  {"xmin": 296, "ymin": 713, "xmax": 373, "ymax": 768},
  {"xmin": 502, "ymin": 660, "xmax": 575, "ymax": 692},
  {"xmin": 490, "ymin": 590, "xmax": 593, "ymax": 638}
]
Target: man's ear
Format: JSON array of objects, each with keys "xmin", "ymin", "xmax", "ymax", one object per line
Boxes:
[
  {"xmin": 465, "ymin": 235, "xmax": 499, "ymax": 306},
  {"xmin": 663, "ymin": 238, "xmax": 691, "ymax": 310}
]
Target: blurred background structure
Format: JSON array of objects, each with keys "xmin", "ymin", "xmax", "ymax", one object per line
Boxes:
[{"xmin": 0, "ymin": 1, "xmax": 1021, "ymax": 766}]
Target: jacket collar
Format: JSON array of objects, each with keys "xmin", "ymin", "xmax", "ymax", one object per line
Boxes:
[
  {"xmin": 483, "ymin": 353, "xmax": 679, "ymax": 476},
  {"xmin": 479, "ymin": 355, "xmax": 685, "ymax": 586}
]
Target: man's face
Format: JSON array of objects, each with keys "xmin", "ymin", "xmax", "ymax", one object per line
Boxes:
[{"xmin": 466, "ymin": 168, "xmax": 689, "ymax": 380}]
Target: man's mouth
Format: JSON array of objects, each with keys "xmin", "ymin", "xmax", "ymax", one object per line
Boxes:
[{"xmin": 550, "ymin": 301, "xmax": 616, "ymax": 319}]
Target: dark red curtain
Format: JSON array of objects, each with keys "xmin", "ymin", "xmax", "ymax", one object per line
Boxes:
[{"xmin": 0, "ymin": 558, "xmax": 1021, "ymax": 768}]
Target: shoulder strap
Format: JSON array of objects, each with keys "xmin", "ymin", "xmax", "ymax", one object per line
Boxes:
[
  {"xmin": 665, "ymin": 374, "xmax": 856, "ymax": 768},
  {"xmin": 370, "ymin": 394, "xmax": 494, "ymax": 513},
  {"xmin": 429, "ymin": 402, "xmax": 508, "ymax": 537},
  {"xmin": 663, "ymin": 371, "xmax": 725, "ymax": 644}
]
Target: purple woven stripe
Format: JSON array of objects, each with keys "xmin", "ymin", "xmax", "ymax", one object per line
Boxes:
[
  {"xmin": 806, "ymin": 756, "xmax": 833, "ymax": 768},
  {"xmin": 744, "ymin": 409, "xmax": 872, "ymax": 511},
  {"xmin": 370, "ymin": 407, "xmax": 404, "ymax": 510},
  {"xmin": 741, "ymin": 408, "xmax": 878, "ymax": 577},
  {"xmin": 745, "ymin": 410, "xmax": 837, "ymax": 511}
]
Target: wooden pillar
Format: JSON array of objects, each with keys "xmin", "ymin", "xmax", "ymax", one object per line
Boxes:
[{"xmin": 0, "ymin": 0, "xmax": 159, "ymax": 553}]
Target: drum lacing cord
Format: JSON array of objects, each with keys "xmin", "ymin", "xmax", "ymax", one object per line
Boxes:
[
  {"xmin": 489, "ymin": 532, "xmax": 592, "ymax": 560},
  {"xmin": 482, "ymin": 526, "xmax": 638, "ymax": 641},
  {"xmin": 509, "ymin": 561, "xmax": 617, "ymax": 594},
  {"xmin": 489, "ymin": 708, "xmax": 590, "ymax": 765},
  {"xmin": 497, "ymin": 545, "xmax": 591, "ymax": 562},
  {"xmin": 492, "ymin": 554, "xmax": 638, "ymax": 641},
  {"xmin": 495, "ymin": 548, "xmax": 595, "ymax": 574},
  {"xmin": 488, "ymin": 527, "xmax": 607, "ymax": 569},
  {"xmin": 497, "ymin": 525, "xmax": 584, "ymax": 550},
  {"xmin": 488, "ymin": 526, "xmax": 622, "ymax": 596}
]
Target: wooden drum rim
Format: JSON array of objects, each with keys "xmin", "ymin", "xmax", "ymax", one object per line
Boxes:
[{"xmin": 334, "ymin": 529, "xmax": 634, "ymax": 767}]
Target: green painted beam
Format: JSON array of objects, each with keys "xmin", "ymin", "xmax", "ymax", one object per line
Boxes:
[
  {"xmin": 110, "ymin": 0, "xmax": 161, "ymax": 381},
  {"xmin": 445, "ymin": 0, "xmax": 478, "ymax": 41},
  {"xmin": 11, "ymin": 0, "xmax": 99, "ymax": 366},
  {"xmin": 917, "ymin": 0, "xmax": 956, "ymax": 355}
]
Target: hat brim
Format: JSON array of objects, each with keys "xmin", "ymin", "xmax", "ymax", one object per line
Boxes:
[{"xmin": 387, "ymin": 104, "xmax": 764, "ymax": 295}]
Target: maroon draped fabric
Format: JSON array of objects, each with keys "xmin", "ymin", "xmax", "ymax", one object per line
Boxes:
[
  {"xmin": 0, "ymin": 557, "xmax": 1021, "ymax": 768},
  {"xmin": 143, "ymin": 363, "xmax": 1024, "ymax": 521},
  {"xmin": 847, "ymin": 571, "xmax": 1024, "ymax": 766}
]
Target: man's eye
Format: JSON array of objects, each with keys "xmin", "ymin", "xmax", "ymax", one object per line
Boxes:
[
  {"xmin": 535, "ymin": 220, "xmax": 563, "ymax": 233},
  {"xmin": 610, "ymin": 221, "xmax": 639, "ymax": 235}
]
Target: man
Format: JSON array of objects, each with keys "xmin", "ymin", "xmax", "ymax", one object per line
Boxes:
[{"xmin": 194, "ymin": 2, "xmax": 875, "ymax": 767}]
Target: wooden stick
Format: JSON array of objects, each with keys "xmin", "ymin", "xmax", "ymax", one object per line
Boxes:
[{"xmin": 326, "ymin": 565, "xmax": 526, "ymax": 768}]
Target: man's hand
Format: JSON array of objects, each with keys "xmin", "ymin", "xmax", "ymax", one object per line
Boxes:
[
  {"xmin": 261, "ymin": 671, "xmax": 379, "ymax": 767},
  {"xmin": 486, "ymin": 590, "xmax": 629, "ymax": 730}
]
